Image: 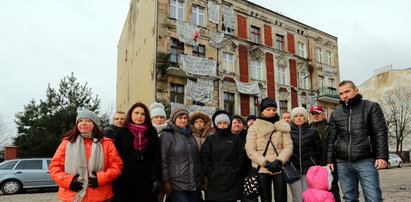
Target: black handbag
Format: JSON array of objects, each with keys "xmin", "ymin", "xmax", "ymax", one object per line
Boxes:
[
  {"xmin": 270, "ymin": 138, "xmax": 300, "ymax": 183},
  {"xmin": 243, "ymin": 132, "xmax": 274, "ymax": 197}
]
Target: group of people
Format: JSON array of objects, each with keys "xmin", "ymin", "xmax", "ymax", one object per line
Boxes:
[{"xmin": 48, "ymin": 80, "xmax": 388, "ymax": 202}]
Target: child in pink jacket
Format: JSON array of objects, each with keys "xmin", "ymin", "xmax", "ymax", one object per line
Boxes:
[{"xmin": 302, "ymin": 166, "xmax": 335, "ymax": 202}]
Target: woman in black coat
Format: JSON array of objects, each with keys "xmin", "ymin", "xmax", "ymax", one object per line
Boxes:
[
  {"xmin": 201, "ymin": 110, "xmax": 244, "ymax": 202},
  {"xmin": 289, "ymin": 107, "xmax": 321, "ymax": 202},
  {"xmin": 115, "ymin": 102, "xmax": 162, "ymax": 202}
]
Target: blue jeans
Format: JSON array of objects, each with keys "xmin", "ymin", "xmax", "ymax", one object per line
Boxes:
[
  {"xmin": 170, "ymin": 190, "xmax": 202, "ymax": 202},
  {"xmin": 337, "ymin": 158, "xmax": 382, "ymax": 202}
]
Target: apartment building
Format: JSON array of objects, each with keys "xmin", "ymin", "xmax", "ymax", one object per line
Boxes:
[{"xmin": 117, "ymin": 0, "xmax": 341, "ymax": 117}]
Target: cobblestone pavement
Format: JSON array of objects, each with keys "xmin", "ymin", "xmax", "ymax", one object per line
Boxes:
[{"xmin": 1, "ymin": 166, "xmax": 410, "ymax": 201}]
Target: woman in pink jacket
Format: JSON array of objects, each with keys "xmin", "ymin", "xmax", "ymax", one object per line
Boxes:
[
  {"xmin": 302, "ymin": 166, "xmax": 335, "ymax": 202},
  {"xmin": 49, "ymin": 109, "xmax": 123, "ymax": 202}
]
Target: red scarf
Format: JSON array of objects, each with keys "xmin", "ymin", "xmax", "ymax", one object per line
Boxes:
[{"xmin": 127, "ymin": 123, "xmax": 149, "ymax": 150}]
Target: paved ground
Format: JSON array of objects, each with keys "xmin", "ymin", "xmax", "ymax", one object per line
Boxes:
[{"xmin": 1, "ymin": 166, "xmax": 410, "ymax": 201}]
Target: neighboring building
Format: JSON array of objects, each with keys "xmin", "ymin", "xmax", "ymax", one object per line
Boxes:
[
  {"xmin": 117, "ymin": 0, "xmax": 340, "ymax": 118},
  {"xmin": 358, "ymin": 65, "xmax": 411, "ymax": 152}
]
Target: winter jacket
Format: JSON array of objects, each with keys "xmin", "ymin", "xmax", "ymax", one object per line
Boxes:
[
  {"xmin": 159, "ymin": 122, "xmax": 203, "ymax": 191},
  {"xmin": 115, "ymin": 126, "xmax": 161, "ymax": 202},
  {"xmin": 302, "ymin": 166, "xmax": 335, "ymax": 202},
  {"xmin": 290, "ymin": 122, "xmax": 321, "ymax": 175},
  {"xmin": 49, "ymin": 137, "xmax": 123, "ymax": 202},
  {"xmin": 310, "ymin": 119, "xmax": 329, "ymax": 166},
  {"xmin": 200, "ymin": 129, "xmax": 244, "ymax": 201},
  {"xmin": 189, "ymin": 112, "xmax": 214, "ymax": 150},
  {"xmin": 327, "ymin": 94, "xmax": 389, "ymax": 163},
  {"xmin": 104, "ymin": 124, "xmax": 121, "ymax": 140},
  {"xmin": 245, "ymin": 118, "xmax": 293, "ymax": 174}
]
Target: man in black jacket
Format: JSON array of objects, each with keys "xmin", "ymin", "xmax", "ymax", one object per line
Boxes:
[
  {"xmin": 104, "ymin": 111, "xmax": 126, "ymax": 139},
  {"xmin": 309, "ymin": 105, "xmax": 340, "ymax": 202},
  {"xmin": 327, "ymin": 80, "xmax": 388, "ymax": 202}
]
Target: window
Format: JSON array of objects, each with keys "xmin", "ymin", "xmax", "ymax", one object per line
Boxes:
[
  {"xmin": 299, "ymin": 71, "xmax": 308, "ymax": 89},
  {"xmin": 222, "ymin": 17, "xmax": 234, "ymax": 34},
  {"xmin": 250, "ymin": 26, "xmax": 260, "ymax": 44},
  {"xmin": 191, "ymin": 6, "xmax": 204, "ymax": 26},
  {"xmin": 279, "ymin": 100, "xmax": 288, "ymax": 115},
  {"xmin": 316, "ymin": 47, "xmax": 322, "ymax": 63},
  {"xmin": 170, "ymin": 38, "xmax": 184, "ymax": 63},
  {"xmin": 328, "ymin": 78, "xmax": 335, "ymax": 87},
  {"xmin": 170, "ymin": 83, "xmax": 185, "ymax": 104},
  {"xmin": 0, "ymin": 161, "xmax": 17, "ymax": 170},
  {"xmin": 275, "ymin": 34, "xmax": 284, "ymax": 51},
  {"xmin": 250, "ymin": 61, "xmax": 262, "ymax": 80},
  {"xmin": 15, "ymin": 160, "xmax": 42, "ymax": 170},
  {"xmin": 326, "ymin": 51, "xmax": 332, "ymax": 65},
  {"xmin": 170, "ymin": 0, "xmax": 184, "ymax": 20},
  {"xmin": 254, "ymin": 96, "xmax": 260, "ymax": 114},
  {"xmin": 192, "ymin": 44, "xmax": 205, "ymax": 57},
  {"xmin": 222, "ymin": 52, "xmax": 234, "ymax": 73},
  {"xmin": 297, "ymin": 42, "xmax": 306, "ymax": 58},
  {"xmin": 318, "ymin": 75, "xmax": 325, "ymax": 88},
  {"xmin": 224, "ymin": 92, "xmax": 235, "ymax": 116},
  {"xmin": 277, "ymin": 66, "xmax": 286, "ymax": 85}
]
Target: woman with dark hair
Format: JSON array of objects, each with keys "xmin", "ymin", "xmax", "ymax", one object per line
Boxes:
[
  {"xmin": 201, "ymin": 110, "xmax": 244, "ymax": 202},
  {"xmin": 115, "ymin": 102, "xmax": 162, "ymax": 202},
  {"xmin": 160, "ymin": 106, "xmax": 203, "ymax": 202},
  {"xmin": 49, "ymin": 109, "xmax": 123, "ymax": 202},
  {"xmin": 246, "ymin": 98, "xmax": 293, "ymax": 202}
]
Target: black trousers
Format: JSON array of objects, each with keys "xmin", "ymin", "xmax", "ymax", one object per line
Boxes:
[{"xmin": 258, "ymin": 173, "xmax": 287, "ymax": 202}]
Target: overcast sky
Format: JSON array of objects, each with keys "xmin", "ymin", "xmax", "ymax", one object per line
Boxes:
[{"xmin": 1, "ymin": 0, "xmax": 410, "ymax": 137}]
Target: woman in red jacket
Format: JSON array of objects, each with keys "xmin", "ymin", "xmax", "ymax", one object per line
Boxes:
[{"xmin": 49, "ymin": 109, "xmax": 123, "ymax": 202}]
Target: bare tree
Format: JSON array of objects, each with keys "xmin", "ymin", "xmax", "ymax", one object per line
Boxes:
[
  {"xmin": 380, "ymin": 85, "xmax": 411, "ymax": 153},
  {"xmin": 0, "ymin": 115, "xmax": 13, "ymax": 150}
]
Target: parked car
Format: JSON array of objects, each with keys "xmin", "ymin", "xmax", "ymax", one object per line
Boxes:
[
  {"xmin": 0, "ymin": 158, "xmax": 57, "ymax": 194},
  {"xmin": 387, "ymin": 154, "xmax": 403, "ymax": 169}
]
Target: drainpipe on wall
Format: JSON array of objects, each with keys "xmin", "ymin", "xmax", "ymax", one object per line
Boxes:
[{"xmin": 153, "ymin": 0, "xmax": 158, "ymax": 102}]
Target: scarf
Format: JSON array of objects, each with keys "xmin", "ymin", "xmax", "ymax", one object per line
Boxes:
[
  {"xmin": 65, "ymin": 133, "xmax": 104, "ymax": 202},
  {"xmin": 153, "ymin": 122, "xmax": 168, "ymax": 135},
  {"xmin": 259, "ymin": 113, "xmax": 280, "ymax": 124},
  {"xmin": 127, "ymin": 123, "xmax": 149, "ymax": 150},
  {"xmin": 341, "ymin": 94, "xmax": 363, "ymax": 108}
]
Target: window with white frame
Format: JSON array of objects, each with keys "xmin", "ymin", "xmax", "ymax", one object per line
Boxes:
[
  {"xmin": 326, "ymin": 51, "xmax": 332, "ymax": 65},
  {"xmin": 192, "ymin": 44, "xmax": 205, "ymax": 57},
  {"xmin": 222, "ymin": 52, "xmax": 234, "ymax": 73},
  {"xmin": 224, "ymin": 92, "xmax": 235, "ymax": 116},
  {"xmin": 275, "ymin": 34, "xmax": 284, "ymax": 51},
  {"xmin": 316, "ymin": 47, "xmax": 322, "ymax": 63},
  {"xmin": 191, "ymin": 5, "xmax": 204, "ymax": 26},
  {"xmin": 279, "ymin": 100, "xmax": 288, "ymax": 115},
  {"xmin": 170, "ymin": 38, "xmax": 184, "ymax": 63},
  {"xmin": 328, "ymin": 78, "xmax": 335, "ymax": 87},
  {"xmin": 318, "ymin": 75, "xmax": 325, "ymax": 88},
  {"xmin": 250, "ymin": 26, "xmax": 261, "ymax": 44},
  {"xmin": 299, "ymin": 71, "xmax": 308, "ymax": 89},
  {"xmin": 170, "ymin": 0, "xmax": 184, "ymax": 20},
  {"xmin": 250, "ymin": 60, "xmax": 262, "ymax": 80},
  {"xmin": 297, "ymin": 42, "xmax": 306, "ymax": 58},
  {"xmin": 277, "ymin": 66, "xmax": 286, "ymax": 85}
]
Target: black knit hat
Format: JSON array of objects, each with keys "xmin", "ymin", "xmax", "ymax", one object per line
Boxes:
[
  {"xmin": 231, "ymin": 115, "xmax": 244, "ymax": 124},
  {"xmin": 246, "ymin": 115, "xmax": 257, "ymax": 122},
  {"xmin": 259, "ymin": 97, "xmax": 277, "ymax": 114}
]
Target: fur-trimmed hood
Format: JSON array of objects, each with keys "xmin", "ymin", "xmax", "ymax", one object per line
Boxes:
[
  {"xmin": 189, "ymin": 112, "xmax": 212, "ymax": 138},
  {"xmin": 252, "ymin": 118, "xmax": 291, "ymax": 137}
]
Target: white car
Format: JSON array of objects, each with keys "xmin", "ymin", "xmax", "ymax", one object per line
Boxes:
[
  {"xmin": 387, "ymin": 154, "xmax": 403, "ymax": 168},
  {"xmin": 0, "ymin": 158, "xmax": 57, "ymax": 194}
]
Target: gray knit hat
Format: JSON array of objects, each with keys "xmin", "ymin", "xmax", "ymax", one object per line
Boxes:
[
  {"xmin": 76, "ymin": 109, "xmax": 100, "ymax": 127},
  {"xmin": 170, "ymin": 106, "xmax": 189, "ymax": 123},
  {"xmin": 150, "ymin": 102, "xmax": 166, "ymax": 118},
  {"xmin": 290, "ymin": 107, "xmax": 309, "ymax": 123}
]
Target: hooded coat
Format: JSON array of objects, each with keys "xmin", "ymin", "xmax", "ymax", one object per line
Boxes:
[
  {"xmin": 200, "ymin": 110, "xmax": 244, "ymax": 201},
  {"xmin": 245, "ymin": 118, "xmax": 293, "ymax": 174},
  {"xmin": 302, "ymin": 166, "xmax": 335, "ymax": 202},
  {"xmin": 189, "ymin": 112, "xmax": 213, "ymax": 150}
]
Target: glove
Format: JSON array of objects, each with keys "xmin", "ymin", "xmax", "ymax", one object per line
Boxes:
[
  {"xmin": 69, "ymin": 174, "xmax": 84, "ymax": 192},
  {"xmin": 152, "ymin": 180, "xmax": 163, "ymax": 194},
  {"xmin": 264, "ymin": 159, "xmax": 283, "ymax": 173},
  {"xmin": 88, "ymin": 172, "xmax": 99, "ymax": 188},
  {"xmin": 163, "ymin": 180, "xmax": 172, "ymax": 195}
]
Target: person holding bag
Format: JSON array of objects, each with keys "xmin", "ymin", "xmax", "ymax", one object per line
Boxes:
[{"xmin": 245, "ymin": 98, "xmax": 293, "ymax": 202}]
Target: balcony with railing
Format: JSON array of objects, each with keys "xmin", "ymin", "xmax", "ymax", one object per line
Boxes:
[{"xmin": 317, "ymin": 87, "xmax": 340, "ymax": 104}]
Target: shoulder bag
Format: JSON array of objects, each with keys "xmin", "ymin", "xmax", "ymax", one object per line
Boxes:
[{"xmin": 270, "ymin": 136, "xmax": 300, "ymax": 184}]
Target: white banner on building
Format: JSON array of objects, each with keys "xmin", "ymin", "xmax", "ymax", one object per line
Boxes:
[
  {"xmin": 170, "ymin": 102, "xmax": 216, "ymax": 118},
  {"xmin": 185, "ymin": 79, "xmax": 213, "ymax": 103},
  {"xmin": 180, "ymin": 55, "xmax": 217, "ymax": 76},
  {"xmin": 207, "ymin": 1, "xmax": 220, "ymax": 24},
  {"xmin": 210, "ymin": 31, "xmax": 224, "ymax": 49},
  {"xmin": 323, "ymin": 65, "xmax": 334, "ymax": 77},
  {"xmin": 235, "ymin": 79, "xmax": 260, "ymax": 95},
  {"xmin": 223, "ymin": 6, "xmax": 236, "ymax": 29},
  {"xmin": 177, "ymin": 20, "xmax": 199, "ymax": 46}
]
